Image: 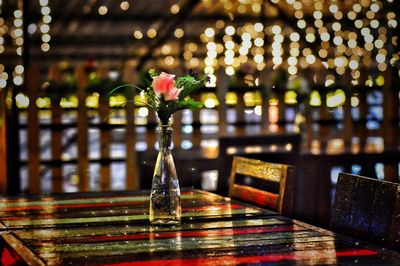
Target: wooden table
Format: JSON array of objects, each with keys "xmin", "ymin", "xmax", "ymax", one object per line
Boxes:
[{"xmin": 0, "ymin": 189, "xmax": 399, "ymax": 265}]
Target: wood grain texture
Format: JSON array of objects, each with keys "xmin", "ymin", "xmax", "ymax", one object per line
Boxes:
[
  {"xmin": 331, "ymin": 173, "xmax": 400, "ymax": 251},
  {"xmin": 331, "ymin": 173, "xmax": 357, "ymax": 234},
  {"xmin": 389, "ymin": 187, "xmax": 400, "ymax": 250},
  {"xmin": 97, "ymin": 65, "xmax": 111, "ymax": 191},
  {"xmin": 0, "ymin": 189, "xmax": 399, "ymax": 265},
  {"xmin": 229, "ymin": 156, "xmax": 295, "ymax": 216},
  {"xmin": 26, "ymin": 66, "xmax": 40, "ymax": 194},
  {"xmin": 0, "ymin": 89, "xmax": 7, "ymax": 194},
  {"xmin": 123, "ymin": 64, "xmax": 137, "ymax": 190},
  {"xmin": 76, "ymin": 66, "xmax": 89, "ymax": 192},
  {"xmin": 48, "ymin": 65, "xmax": 63, "ymax": 193}
]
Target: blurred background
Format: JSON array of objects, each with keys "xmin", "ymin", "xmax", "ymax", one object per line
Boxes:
[{"xmin": 0, "ymin": 0, "xmax": 399, "ymax": 226}]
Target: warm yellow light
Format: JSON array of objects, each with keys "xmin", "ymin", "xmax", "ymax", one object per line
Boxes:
[
  {"xmin": 297, "ymin": 20, "xmax": 306, "ymax": 29},
  {"xmin": 321, "ymin": 32, "xmax": 330, "ymax": 42},
  {"xmin": 243, "ymin": 92, "xmax": 257, "ymax": 107},
  {"xmin": 254, "ymin": 23, "xmax": 263, "ymax": 32},
  {"xmin": 327, "ymin": 89, "xmax": 346, "ymax": 108},
  {"xmin": 16, "ymin": 93, "xmax": 29, "ymax": 108},
  {"xmin": 254, "ymin": 38, "xmax": 264, "ymax": 47},
  {"xmin": 272, "ymin": 25, "xmax": 281, "ymax": 34},
  {"xmin": 306, "ymin": 33, "xmax": 315, "ymax": 43},
  {"xmin": 285, "ymin": 91, "xmax": 297, "ymax": 104},
  {"xmin": 224, "ymin": 56, "xmax": 234, "ymax": 65},
  {"xmin": 376, "ymin": 75, "xmax": 385, "ymax": 86},
  {"xmin": 290, "ymin": 32, "xmax": 300, "ymax": 42},
  {"xmin": 225, "ymin": 49, "xmax": 234, "ymax": 58},
  {"xmin": 60, "ymin": 96, "xmax": 78, "ymax": 108},
  {"xmin": 205, "ymin": 28, "xmax": 215, "ymax": 38},
  {"xmin": 204, "ymin": 66, "xmax": 214, "ymax": 74},
  {"xmin": 85, "ymin": 93, "xmax": 99, "ymax": 108},
  {"xmin": 147, "ymin": 28, "xmax": 157, "ymax": 38},
  {"xmin": 225, "ymin": 92, "xmax": 237, "ymax": 105},
  {"xmin": 309, "ymin": 91, "xmax": 321, "ymax": 106},
  {"xmin": 254, "ymin": 54, "xmax": 263, "ymax": 63},
  {"xmin": 351, "ymin": 96, "xmax": 359, "ymax": 107},
  {"xmin": 174, "ymin": 28, "xmax": 184, "ymax": 38},
  {"xmin": 349, "ymin": 60, "xmax": 359, "ymax": 69},
  {"xmin": 288, "ymin": 56, "xmax": 297, "ymax": 65},
  {"xmin": 164, "ymin": 56, "xmax": 174, "ymax": 65},
  {"xmin": 201, "ymin": 93, "xmax": 219, "ymax": 108},
  {"xmin": 272, "ymin": 57, "xmax": 282, "ymax": 65},
  {"xmin": 306, "ymin": 55, "xmax": 316, "ymax": 64},
  {"xmin": 288, "ymin": 66, "xmax": 297, "ymax": 75},
  {"xmin": 138, "ymin": 107, "xmax": 149, "ymax": 117},
  {"xmin": 35, "ymin": 97, "xmax": 50, "ymax": 108},
  {"xmin": 133, "ymin": 30, "xmax": 143, "ymax": 39},
  {"xmin": 170, "ymin": 4, "xmax": 180, "ymax": 14},
  {"xmin": 109, "ymin": 95, "xmax": 127, "ymax": 107},
  {"xmin": 225, "ymin": 26, "xmax": 235, "ymax": 35},
  {"xmin": 14, "ymin": 10, "xmax": 22, "ymax": 18},
  {"xmin": 225, "ymin": 40, "xmax": 234, "ymax": 49},
  {"xmin": 98, "ymin": 6, "xmax": 108, "ymax": 15},
  {"xmin": 376, "ymin": 54, "xmax": 385, "ymax": 64},
  {"xmin": 120, "ymin": 1, "xmax": 129, "ymax": 10}
]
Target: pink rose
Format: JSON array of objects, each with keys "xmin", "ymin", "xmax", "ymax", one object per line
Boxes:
[
  {"xmin": 164, "ymin": 86, "xmax": 182, "ymax": 101},
  {"xmin": 152, "ymin": 72, "xmax": 176, "ymax": 95}
]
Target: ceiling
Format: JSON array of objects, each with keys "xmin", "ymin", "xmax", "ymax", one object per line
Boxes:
[{"xmin": 0, "ymin": 0, "xmax": 398, "ymax": 82}]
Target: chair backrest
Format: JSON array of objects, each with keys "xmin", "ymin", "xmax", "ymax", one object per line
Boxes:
[
  {"xmin": 331, "ymin": 172, "xmax": 400, "ymax": 251},
  {"xmin": 218, "ymin": 133, "xmax": 301, "ymax": 195},
  {"xmin": 229, "ymin": 156, "xmax": 295, "ymax": 216}
]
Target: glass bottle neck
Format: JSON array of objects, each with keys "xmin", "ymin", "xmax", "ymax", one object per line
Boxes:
[{"xmin": 157, "ymin": 126, "xmax": 173, "ymax": 150}]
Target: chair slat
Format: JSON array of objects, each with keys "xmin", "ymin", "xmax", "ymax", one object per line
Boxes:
[
  {"xmin": 234, "ymin": 158, "xmax": 283, "ymax": 183},
  {"xmin": 229, "ymin": 156, "xmax": 295, "ymax": 216},
  {"xmin": 350, "ymin": 176, "xmax": 378, "ymax": 236},
  {"xmin": 370, "ymin": 181, "xmax": 398, "ymax": 241},
  {"xmin": 389, "ymin": 187, "xmax": 400, "ymax": 250},
  {"xmin": 331, "ymin": 174, "xmax": 357, "ymax": 234},
  {"xmin": 232, "ymin": 184, "xmax": 278, "ymax": 209},
  {"xmin": 331, "ymin": 173, "xmax": 400, "ymax": 251}
]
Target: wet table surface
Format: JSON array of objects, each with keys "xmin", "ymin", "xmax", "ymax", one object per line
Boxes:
[{"xmin": 0, "ymin": 189, "xmax": 399, "ymax": 265}]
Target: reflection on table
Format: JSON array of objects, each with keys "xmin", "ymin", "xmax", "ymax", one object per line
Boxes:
[{"xmin": 1, "ymin": 189, "xmax": 400, "ymax": 265}]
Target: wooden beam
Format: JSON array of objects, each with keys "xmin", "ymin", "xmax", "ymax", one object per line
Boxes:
[
  {"xmin": 49, "ymin": 66, "xmax": 64, "ymax": 193},
  {"xmin": 76, "ymin": 66, "xmax": 89, "ymax": 192},
  {"xmin": 27, "ymin": 66, "xmax": 40, "ymax": 194},
  {"xmin": 0, "ymin": 88, "xmax": 7, "ymax": 194}
]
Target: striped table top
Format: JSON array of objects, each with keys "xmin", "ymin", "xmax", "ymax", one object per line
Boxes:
[{"xmin": 0, "ymin": 189, "xmax": 399, "ymax": 265}]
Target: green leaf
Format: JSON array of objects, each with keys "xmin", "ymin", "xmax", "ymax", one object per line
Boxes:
[
  {"xmin": 148, "ymin": 69, "xmax": 157, "ymax": 78},
  {"xmin": 176, "ymin": 75, "xmax": 207, "ymax": 100},
  {"xmin": 107, "ymin": 84, "xmax": 142, "ymax": 96},
  {"xmin": 175, "ymin": 99, "xmax": 203, "ymax": 110}
]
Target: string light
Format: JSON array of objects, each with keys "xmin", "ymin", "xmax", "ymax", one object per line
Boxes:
[{"xmin": 39, "ymin": 0, "xmax": 51, "ymax": 52}]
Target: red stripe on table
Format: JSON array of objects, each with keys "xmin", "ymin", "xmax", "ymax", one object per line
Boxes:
[
  {"xmin": 104, "ymin": 249, "xmax": 378, "ymax": 266},
  {"xmin": 65, "ymin": 225, "xmax": 296, "ymax": 243},
  {"xmin": 0, "ymin": 201, "xmax": 144, "ymax": 212},
  {"xmin": 0, "ymin": 202, "xmax": 242, "ymax": 213}
]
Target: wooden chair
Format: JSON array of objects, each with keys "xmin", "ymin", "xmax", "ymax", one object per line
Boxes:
[
  {"xmin": 218, "ymin": 133, "xmax": 301, "ymax": 195},
  {"xmin": 229, "ymin": 156, "xmax": 295, "ymax": 216},
  {"xmin": 331, "ymin": 172, "xmax": 400, "ymax": 251}
]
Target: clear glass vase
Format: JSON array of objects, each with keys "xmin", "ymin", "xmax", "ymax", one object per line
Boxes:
[{"xmin": 149, "ymin": 122, "xmax": 181, "ymax": 225}]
